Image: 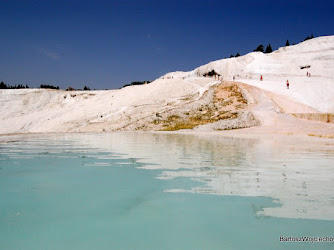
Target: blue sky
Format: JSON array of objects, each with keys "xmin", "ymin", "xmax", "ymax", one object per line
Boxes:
[{"xmin": 1, "ymin": 0, "xmax": 333, "ymax": 89}]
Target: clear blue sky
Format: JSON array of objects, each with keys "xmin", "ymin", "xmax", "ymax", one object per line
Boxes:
[{"xmin": 1, "ymin": 0, "xmax": 333, "ymax": 89}]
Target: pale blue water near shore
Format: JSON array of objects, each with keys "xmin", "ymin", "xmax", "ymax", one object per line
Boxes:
[{"xmin": 1, "ymin": 132, "xmax": 334, "ymax": 249}]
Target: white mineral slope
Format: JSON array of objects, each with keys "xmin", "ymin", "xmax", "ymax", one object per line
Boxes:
[
  {"xmin": 0, "ymin": 77, "xmax": 217, "ymax": 134},
  {"xmin": 1, "ymin": 35, "xmax": 334, "ymax": 135},
  {"xmin": 175, "ymin": 35, "xmax": 334, "ymax": 112}
]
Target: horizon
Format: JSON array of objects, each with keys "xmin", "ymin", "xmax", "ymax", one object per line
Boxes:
[{"xmin": 1, "ymin": 0, "xmax": 333, "ymax": 90}]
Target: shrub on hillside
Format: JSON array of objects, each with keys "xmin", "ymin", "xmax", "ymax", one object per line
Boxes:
[
  {"xmin": 66, "ymin": 86, "xmax": 75, "ymax": 91},
  {"xmin": 0, "ymin": 81, "xmax": 29, "ymax": 89},
  {"xmin": 122, "ymin": 81, "xmax": 151, "ymax": 88},
  {"xmin": 40, "ymin": 84, "xmax": 59, "ymax": 89},
  {"xmin": 304, "ymin": 34, "xmax": 314, "ymax": 41},
  {"xmin": 203, "ymin": 70, "xmax": 220, "ymax": 77},
  {"xmin": 253, "ymin": 44, "xmax": 264, "ymax": 52}
]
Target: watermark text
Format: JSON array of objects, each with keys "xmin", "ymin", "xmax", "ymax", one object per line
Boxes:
[{"xmin": 280, "ymin": 236, "xmax": 334, "ymax": 243}]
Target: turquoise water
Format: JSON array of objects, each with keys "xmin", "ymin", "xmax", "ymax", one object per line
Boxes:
[{"xmin": 1, "ymin": 133, "xmax": 334, "ymax": 249}]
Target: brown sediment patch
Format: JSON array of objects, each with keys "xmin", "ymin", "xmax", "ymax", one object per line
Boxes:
[
  {"xmin": 213, "ymin": 82, "xmax": 248, "ymax": 109},
  {"xmin": 156, "ymin": 82, "xmax": 250, "ymax": 131},
  {"xmin": 207, "ymin": 81, "xmax": 334, "ymax": 138},
  {"xmin": 308, "ymin": 134, "xmax": 334, "ymax": 139},
  {"xmin": 292, "ymin": 113, "xmax": 334, "ymax": 123}
]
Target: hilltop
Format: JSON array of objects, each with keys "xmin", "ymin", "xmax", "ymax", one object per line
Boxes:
[{"xmin": 1, "ymin": 35, "xmax": 334, "ymax": 137}]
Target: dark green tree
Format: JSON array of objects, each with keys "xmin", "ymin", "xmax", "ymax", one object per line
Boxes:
[
  {"xmin": 304, "ymin": 34, "xmax": 314, "ymax": 42},
  {"xmin": 0, "ymin": 81, "xmax": 7, "ymax": 89},
  {"xmin": 254, "ymin": 44, "xmax": 264, "ymax": 52},
  {"xmin": 230, "ymin": 54, "xmax": 235, "ymax": 58},
  {"xmin": 285, "ymin": 40, "xmax": 290, "ymax": 46},
  {"xmin": 265, "ymin": 44, "xmax": 273, "ymax": 53},
  {"xmin": 235, "ymin": 53, "xmax": 240, "ymax": 57},
  {"xmin": 40, "ymin": 84, "xmax": 59, "ymax": 89},
  {"xmin": 203, "ymin": 70, "xmax": 219, "ymax": 77},
  {"xmin": 83, "ymin": 85, "xmax": 90, "ymax": 90}
]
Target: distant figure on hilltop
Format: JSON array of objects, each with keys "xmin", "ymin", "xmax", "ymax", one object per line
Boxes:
[
  {"xmin": 260, "ymin": 75, "xmax": 263, "ymax": 81},
  {"xmin": 286, "ymin": 80, "xmax": 289, "ymax": 89}
]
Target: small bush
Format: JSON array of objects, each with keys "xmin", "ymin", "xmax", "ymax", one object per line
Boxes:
[{"xmin": 40, "ymin": 84, "xmax": 59, "ymax": 89}]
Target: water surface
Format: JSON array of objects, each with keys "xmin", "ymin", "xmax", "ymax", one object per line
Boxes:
[{"xmin": 1, "ymin": 133, "xmax": 334, "ymax": 249}]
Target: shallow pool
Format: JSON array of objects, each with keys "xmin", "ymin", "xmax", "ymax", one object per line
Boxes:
[{"xmin": 1, "ymin": 133, "xmax": 334, "ymax": 249}]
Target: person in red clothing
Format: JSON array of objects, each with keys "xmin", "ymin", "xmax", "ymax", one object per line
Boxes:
[
  {"xmin": 286, "ymin": 80, "xmax": 289, "ymax": 89},
  {"xmin": 260, "ymin": 75, "xmax": 263, "ymax": 81}
]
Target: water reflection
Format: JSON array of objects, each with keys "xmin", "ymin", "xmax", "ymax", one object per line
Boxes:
[
  {"xmin": 2, "ymin": 132, "xmax": 334, "ymax": 221},
  {"xmin": 72, "ymin": 132, "xmax": 334, "ymax": 220}
]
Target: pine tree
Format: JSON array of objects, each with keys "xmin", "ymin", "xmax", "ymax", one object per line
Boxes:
[
  {"xmin": 285, "ymin": 40, "xmax": 290, "ymax": 46},
  {"xmin": 304, "ymin": 34, "xmax": 314, "ymax": 41},
  {"xmin": 304, "ymin": 36, "xmax": 310, "ymax": 41},
  {"xmin": 254, "ymin": 44, "xmax": 264, "ymax": 52},
  {"xmin": 265, "ymin": 44, "xmax": 273, "ymax": 53},
  {"xmin": 235, "ymin": 53, "xmax": 240, "ymax": 57},
  {"xmin": 0, "ymin": 81, "xmax": 7, "ymax": 89}
]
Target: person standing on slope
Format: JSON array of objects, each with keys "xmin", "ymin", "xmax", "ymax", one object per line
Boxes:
[
  {"xmin": 286, "ymin": 80, "xmax": 289, "ymax": 89},
  {"xmin": 260, "ymin": 75, "xmax": 263, "ymax": 81}
]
